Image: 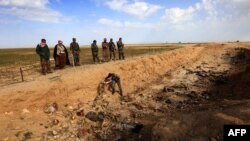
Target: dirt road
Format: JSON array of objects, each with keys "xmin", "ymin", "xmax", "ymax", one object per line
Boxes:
[{"xmin": 0, "ymin": 42, "xmax": 250, "ymax": 141}]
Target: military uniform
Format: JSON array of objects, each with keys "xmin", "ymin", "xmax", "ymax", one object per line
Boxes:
[
  {"xmin": 36, "ymin": 42, "xmax": 52, "ymax": 75},
  {"xmin": 91, "ymin": 42, "xmax": 99, "ymax": 63},
  {"xmin": 93, "ymin": 73, "xmax": 123, "ymax": 105},
  {"xmin": 109, "ymin": 40, "xmax": 116, "ymax": 60},
  {"xmin": 70, "ymin": 41, "xmax": 80, "ymax": 66},
  {"xmin": 105, "ymin": 73, "xmax": 123, "ymax": 96},
  {"xmin": 117, "ymin": 40, "xmax": 125, "ymax": 60},
  {"xmin": 102, "ymin": 41, "xmax": 109, "ymax": 62}
]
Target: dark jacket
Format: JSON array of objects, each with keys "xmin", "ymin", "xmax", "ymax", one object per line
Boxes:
[
  {"xmin": 70, "ymin": 42, "xmax": 80, "ymax": 52},
  {"xmin": 117, "ymin": 41, "xmax": 124, "ymax": 52},
  {"xmin": 109, "ymin": 42, "xmax": 116, "ymax": 52},
  {"xmin": 36, "ymin": 44, "xmax": 50, "ymax": 60},
  {"xmin": 53, "ymin": 44, "xmax": 70, "ymax": 65},
  {"xmin": 105, "ymin": 73, "xmax": 120, "ymax": 82},
  {"xmin": 91, "ymin": 43, "xmax": 99, "ymax": 52}
]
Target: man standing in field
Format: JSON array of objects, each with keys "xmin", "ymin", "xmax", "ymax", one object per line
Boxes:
[
  {"xmin": 53, "ymin": 40, "xmax": 70, "ymax": 69},
  {"xmin": 91, "ymin": 40, "xmax": 99, "ymax": 64},
  {"xmin": 109, "ymin": 38, "xmax": 116, "ymax": 61},
  {"xmin": 117, "ymin": 37, "xmax": 125, "ymax": 60},
  {"xmin": 102, "ymin": 38, "xmax": 109, "ymax": 62},
  {"xmin": 36, "ymin": 39, "xmax": 52, "ymax": 75},
  {"xmin": 70, "ymin": 38, "xmax": 80, "ymax": 66}
]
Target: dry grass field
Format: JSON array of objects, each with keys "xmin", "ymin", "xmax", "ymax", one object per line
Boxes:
[{"xmin": 0, "ymin": 44, "xmax": 183, "ymax": 67}]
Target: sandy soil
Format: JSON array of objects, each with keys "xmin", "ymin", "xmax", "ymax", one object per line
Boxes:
[{"xmin": 0, "ymin": 42, "xmax": 250, "ymax": 141}]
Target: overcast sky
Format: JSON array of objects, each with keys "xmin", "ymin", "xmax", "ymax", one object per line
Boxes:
[{"xmin": 0, "ymin": 0, "xmax": 249, "ymax": 48}]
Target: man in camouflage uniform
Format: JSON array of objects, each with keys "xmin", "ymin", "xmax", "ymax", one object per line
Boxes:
[
  {"xmin": 109, "ymin": 38, "xmax": 116, "ymax": 60},
  {"xmin": 117, "ymin": 37, "xmax": 125, "ymax": 60},
  {"xmin": 70, "ymin": 38, "xmax": 80, "ymax": 66},
  {"xmin": 36, "ymin": 39, "xmax": 52, "ymax": 75},
  {"xmin": 93, "ymin": 73, "xmax": 123, "ymax": 106},
  {"xmin": 104, "ymin": 73, "xmax": 123, "ymax": 96},
  {"xmin": 102, "ymin": 38, "xmax": 109, "ymax": 62},
  {"xmin": 91, "ymin": 40, "xmax": 99, "ymax": 64}
]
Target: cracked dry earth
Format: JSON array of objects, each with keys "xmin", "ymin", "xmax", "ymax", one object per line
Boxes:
[{"xmin": 0, "ymin": 42, "xmax": 250, "ymax": 141}]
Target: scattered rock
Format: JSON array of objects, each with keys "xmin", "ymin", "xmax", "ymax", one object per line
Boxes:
[
  {"xmin": 52, "ymin": 130, "xmax": 58, "ymax": 136},
  {"xmin": 71, "ymin": 134, "xmax": 75, "ymax": 138},
  {"xmin": 76, "ymin": 109, "xmax": 84, "ymax": 117},
  {"xmin": 118, "ymin": 123, "xmax": 144, "ymax": 133},
  {"xmin": 61, "ymin": 122, "xmax": 69, "ymax": 128},
  {"xmin": 98, "ymin": 112, "xmax": 105, "ymax": 121},
  {"xmin": 44, "ymin": 102, "xmax": 58, "ymax": 114},
  {"xmin": 85, "ymin": 111, "xmax": 105, "ymax": 122},
  {"xmin": 163, "ymin": 87, "xmax": 175, "ymax": 92},
  {"xmin": 22, "ymin": 109, "xmax": 30, "ymax": 114},
  {"xmin": 202, "ymin": 91, "xmax": 211, "ymax": 100},
  {"xmin": 132, "ymin": 103, "xmax": 144, "ymax": 110},
  {"xmin": 47, "ymin": 131, "xmax": 53, "ymax": 136},
  {"xmin": 52, "ymin": 119, "xmax": 59, "ymax": 125},
  {"xmin": 77, "ymin": 128, "xmax": 88, "ymax": 138},
  {"xmin": 23, "ymin": 131, "xmax": 33, "ymax": 140},
  {"xmin": 165, "ymin": 99, "xmax": 172, "ymax": 104},
  {"xmin": 4, "ymin": 111, "xmax": 13, "ymax": 116}
]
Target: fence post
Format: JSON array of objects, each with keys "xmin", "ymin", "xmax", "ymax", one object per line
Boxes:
[{"xmin": 20, "ymin": 67, "xmax": 24, "ymax": 82}]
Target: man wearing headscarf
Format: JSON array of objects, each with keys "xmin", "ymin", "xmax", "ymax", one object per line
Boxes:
[
  {"xmin": 53, "ymin": 40, "xmax": 70, "ymax": 69},
  {"xmin": 36, "ymin": 39, "xmax": 52, "ymax": 75}
]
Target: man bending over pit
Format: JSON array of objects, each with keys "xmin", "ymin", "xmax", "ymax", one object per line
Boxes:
[{"xmin": 93, "ymin": 73, "xmax": 123, "ymax": 106}]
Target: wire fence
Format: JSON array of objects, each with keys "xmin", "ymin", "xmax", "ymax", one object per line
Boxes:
[{"xmin": 0, "ymin": 63, "xmax": 41, "ymax": 86}]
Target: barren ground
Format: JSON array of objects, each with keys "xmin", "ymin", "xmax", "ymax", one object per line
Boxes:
[{"xmin": 0, "ymin": 42, "xmax": 250, "ymax": 141}]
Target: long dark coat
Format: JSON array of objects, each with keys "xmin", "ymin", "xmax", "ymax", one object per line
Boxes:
[{"xmin": 53, "ymin": 44, "xmax": 70, "ymax": 66}]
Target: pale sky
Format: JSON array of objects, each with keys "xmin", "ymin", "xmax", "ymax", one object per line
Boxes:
[{"xmin": 0, "ymin": 0, "xmax": 250, "ymax": 48}]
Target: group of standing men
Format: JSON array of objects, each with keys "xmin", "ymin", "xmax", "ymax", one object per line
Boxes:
[
  {"xmin": 91, "ymin": 37, "xmax": 125, "ymax": 64},
  {"xmin": 36, "ymin": 37, "xmax": 125, "ymax": 75},
  {"xmin": 36, "ymin": 38, "xmax": 80, "ymax": 75}
]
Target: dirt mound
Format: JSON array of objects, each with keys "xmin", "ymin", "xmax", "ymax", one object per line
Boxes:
[{"xmin": 0, "ymin": 43, "xmax": 250, "ymax": 141}]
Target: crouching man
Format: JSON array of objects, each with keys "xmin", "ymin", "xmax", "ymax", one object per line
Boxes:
[{"xmin": 104, "ymin": 73, "xmax": 123, "ymax": 96}]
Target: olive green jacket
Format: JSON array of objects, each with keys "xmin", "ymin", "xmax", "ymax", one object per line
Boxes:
[{"xmin": 36, "ymin": 44, "xmax": 50, "ymax": 60}]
